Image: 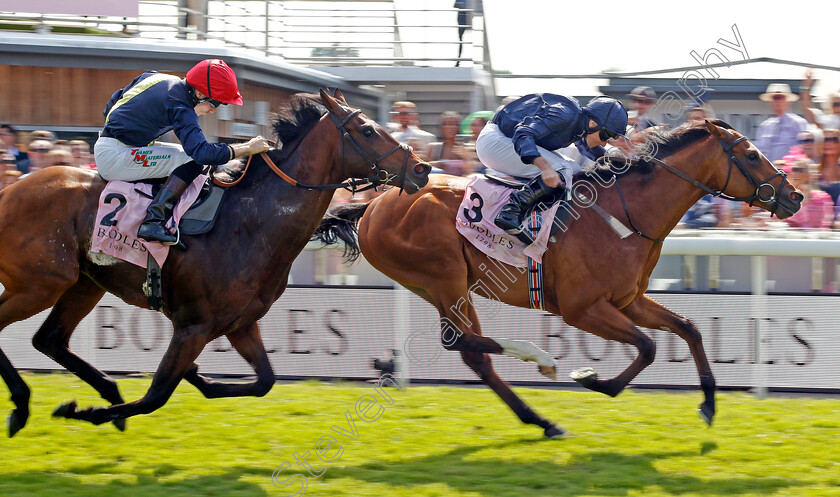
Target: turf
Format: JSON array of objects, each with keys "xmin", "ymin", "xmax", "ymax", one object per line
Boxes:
[{"xmin": 1, "ymin": 373, "xmax": 839, "ymax": 496}]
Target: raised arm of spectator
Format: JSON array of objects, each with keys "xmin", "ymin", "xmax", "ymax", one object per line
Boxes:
[{"xmin": 800, "ymin": 70, "xmax": 822, "ymax": 129}]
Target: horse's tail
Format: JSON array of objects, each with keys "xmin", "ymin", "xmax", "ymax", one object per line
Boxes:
[{"xmin": 311, "ymin": 202, "xmax": 370, "ymax": 263}]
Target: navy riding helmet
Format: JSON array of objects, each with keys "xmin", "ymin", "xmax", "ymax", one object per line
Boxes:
[{"xmin": 582, "ymin": 97, "xmax": 629, "ymax": 141}]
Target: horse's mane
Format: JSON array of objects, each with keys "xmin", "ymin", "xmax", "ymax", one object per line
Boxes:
[
  {"xmin": 579, "ymin": 119, "xmax": 736, "ymax": 183},
  {"xmin": 642, "ymin": 118, "xmax": 735, "ymax": 161},
  {"xmin": 270, "ymin": 93, "xmax": 326, "ymax": 151}
]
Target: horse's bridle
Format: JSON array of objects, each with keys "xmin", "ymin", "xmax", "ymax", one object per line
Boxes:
[
  {"xmin": 326, "ymin": 109, "xmax": 416, "ymax": 194},
  {"xmin": 216, "ymin": 106, "xmax": 417, "ymax": 193},
  {"xmin": 614, "ymin": 134, "xmax": 789, "ymax": 243}
]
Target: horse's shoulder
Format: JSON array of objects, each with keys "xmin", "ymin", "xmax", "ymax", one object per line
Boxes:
[{"xmin": 418, "ymin": 174, "xmax": 469, "ymax": 204}]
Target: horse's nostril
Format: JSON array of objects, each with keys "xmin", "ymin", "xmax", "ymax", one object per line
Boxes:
[
  {"xmin": 791, "ymin": 191, "xmax": 804, "ymax": 202},
  {"xmin": 414, "ymin": 163, "xmax": 431, "ymax": 176}
]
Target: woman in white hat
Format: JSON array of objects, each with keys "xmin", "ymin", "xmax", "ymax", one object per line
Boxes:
[{"xmin": 754, "ymin": 83, "xmax": 808, "ymax": 162}]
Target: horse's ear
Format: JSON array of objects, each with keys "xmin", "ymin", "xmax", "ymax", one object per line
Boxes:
[
  {"xmin": 319, "ymin": 88, "xmax": 340, "ymax": 113},
  {"xmin": 333, "ymin": 88, "xmax": 347, "ymax": 104},
  {"xmin": 704, "ymin": 119, "xmax": 722, "ymax": 138}
]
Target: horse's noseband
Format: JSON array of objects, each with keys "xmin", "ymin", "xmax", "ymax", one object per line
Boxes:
[{"xmin": 716, "ymin": 136, "xmax": 786, "ymax": 209}]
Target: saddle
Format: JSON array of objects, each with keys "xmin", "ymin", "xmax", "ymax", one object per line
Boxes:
[{"xmin": 482, "ymin": 172, "xmax": 574, "ymax": 238}]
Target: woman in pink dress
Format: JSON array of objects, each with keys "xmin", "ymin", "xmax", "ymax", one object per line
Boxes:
[{"xmin": 784, "ymin": 159, "xmax": 834, "ymax": 230}]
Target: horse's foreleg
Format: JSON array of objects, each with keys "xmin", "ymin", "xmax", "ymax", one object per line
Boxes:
[
  {"xmin": 53, "ymin": 325, "xmax": 208, "ymax": 426},
  {"xmin": 0, "ymin": 290, "xmax": 60, "ymax": 437},
  {"xmin": 623, "ymin": 295, "xmax": 716, "ymax": 425},
  {"xmin": 565, "ymin": 298, "xmax": 656, "ymax": 398},
  {"xmin": 31, "ymin": 277, "xmax": 128, "ymax": 431},
  {"xmin": 184, "ymin": 322, "xmax": 275, "ymax": 398}
]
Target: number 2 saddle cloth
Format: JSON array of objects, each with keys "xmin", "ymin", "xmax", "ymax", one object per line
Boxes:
[
  {"xmin": 455, "ymin": 174, "xmax": 565, "ymax": 268},
  {"xmin": 90, "ymin": 173, "xmax": 221, "ymax": 269}
]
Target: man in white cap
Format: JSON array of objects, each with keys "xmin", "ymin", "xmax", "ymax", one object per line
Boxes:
[{"xmin": 754, "ymin": 83, "xmax": 807, "ymax": 162}]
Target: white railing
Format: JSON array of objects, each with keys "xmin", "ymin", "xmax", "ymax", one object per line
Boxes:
[{"xmin": 1, "ymin": 0, "xmax": 486, "ymax": 68}]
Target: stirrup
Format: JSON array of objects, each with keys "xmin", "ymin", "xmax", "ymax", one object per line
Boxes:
[{"xmin": 162, "ymin": 223, "xmax": 187, "ymax": 251}]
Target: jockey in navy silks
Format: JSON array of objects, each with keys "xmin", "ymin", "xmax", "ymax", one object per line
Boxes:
[
  {"xmin": 95, "ymin": 59, "xmax": 270, "ymax": 247},
  {"xmin": 476, "ymin": 94, "xmax": 628, "ymax": 235}
]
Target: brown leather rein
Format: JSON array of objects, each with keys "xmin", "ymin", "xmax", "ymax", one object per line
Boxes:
[
  {"xmin": 212, "ymin": 108, "xmax": 413, "ymax": 192},
  {"xmin": 211, "ymin": 148, "xmax": 293, "ymax": 188}
]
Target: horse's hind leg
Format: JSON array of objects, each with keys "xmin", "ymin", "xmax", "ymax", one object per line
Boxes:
[
  {"xmin": 0, "ymin": 291, "xmax": 60, "ymax": 437},
  {"xmin": 53, "ymin": 324, "xmax": 209, "ymax": 426},
  {"xmin": 564, "ymin": 297, "xmax": 656, "ymax": 398},
  {"xmin": 460, "ymin": 350, "xmax": 566, "ymax": 438},
  {"xmin": 184, "ymin": 321, "xmax": 275, "ymax": 398},
  {"xmin": 31, "ymin": 276, "xmax": 128, "ymax": 431},
  {"xmin": 622, "ymin": 295, "xmax": 716, "ymax": 425},
  {"xmin": 434, "ymin": 286, "xmax": 564, "ymax": 438}
]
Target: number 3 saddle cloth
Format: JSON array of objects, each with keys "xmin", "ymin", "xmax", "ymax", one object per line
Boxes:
[{"xmin": 455, "ymin": 175, "xmax": 563, "ymax": 268}]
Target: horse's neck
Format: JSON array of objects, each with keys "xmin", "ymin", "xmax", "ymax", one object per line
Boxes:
[
  {"xmin": 246, "ymin": 126, "xmax": 341, "ymax": 249},
  {"xmin": 618, "ymin": 144, "xmax": 718, "ymax": 240}
]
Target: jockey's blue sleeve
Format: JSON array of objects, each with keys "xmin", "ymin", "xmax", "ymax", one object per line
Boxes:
[
  {"xmin": 494, "ymin": 93, "xmax": 587, "ymax": 165},
  {"xmin": 169, "ymin": 104, "xmax": 233, "ymax": 165},
  {"xmin": 574, "ymin": 141, "xmax": 606, "ymax": 161}
]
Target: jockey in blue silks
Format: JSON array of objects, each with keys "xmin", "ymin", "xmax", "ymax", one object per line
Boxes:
[{"xmin": 475, "ymin": 94, "xmax": 628, "ymax": 235}]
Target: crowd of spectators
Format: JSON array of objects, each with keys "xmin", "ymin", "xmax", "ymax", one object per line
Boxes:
[
  {"xmin": 9, "ymin": 72, "xmax": 840, "ymax": 232},
  {"xmin": 0, "ymin": 124, "xmax": 96, "ymax": 190},
  {"xmin": 679, "ymin": 73, "xmax": 840, "ymax": 231}
]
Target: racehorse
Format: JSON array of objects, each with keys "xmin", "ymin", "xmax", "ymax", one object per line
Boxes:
[
  {"xmin": 0, "ymin": 89, "xmax": 430, "ymax": 437},
  {"xmin": 312, "ymin": 120, "xmax": 803, "ymax": 438}
]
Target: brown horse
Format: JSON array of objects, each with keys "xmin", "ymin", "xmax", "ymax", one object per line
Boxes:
[
  {"xmin": 0, "ymin": 89, "xmax": 430, "ymax": 437},
  {"xmin": 313, "ymin": 120, "xmax": 803, "ymax": 438}
]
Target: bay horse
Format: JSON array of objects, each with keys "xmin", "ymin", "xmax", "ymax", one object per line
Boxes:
[
  {"xmin": 313, "ymin": 120, "xmax": 803, "ymax": 438},
  {"xmin": 0, "ymin": 89, "xmax": 430, "ymax": 437}
]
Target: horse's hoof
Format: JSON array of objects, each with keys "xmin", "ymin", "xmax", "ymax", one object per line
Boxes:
[
  {"xmin": 544, "ymin": 425, "xmax": 568, "ymax": 439},
  {"xmin": 698, "ymin": 403, "xmax": 715, "ymax": 427},
  {"xmin": 7, "ymin": 409, "xmax": 27, "ymax": 438},
  {"xmin": 538, "ymin": 364, "xmax": 557, "ymax": 380},
  {"xmin": 570, "ymin": 367, "xmax": 598, "ymax": 388},
  {"xmin": 52, "ymin": 400, "xmax": 78, "ymax": 419},
  {"xmin": 113, "ymin": 418, "xmax": 127, "ymax": 432}
]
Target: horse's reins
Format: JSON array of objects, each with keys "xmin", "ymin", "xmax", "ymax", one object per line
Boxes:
[
  {"xmin": 213, "ymin": 108, "xmax": 413, "ymax": 193},
  {"xmin": 613, "ymin": 134, "xmax": 788, "ymax": 243}
]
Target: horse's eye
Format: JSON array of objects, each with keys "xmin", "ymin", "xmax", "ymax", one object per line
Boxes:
[
  {"xmin": 363, "ymin": 128, "xmax": 374, "ymax": 137},
  {"xmin": 748, "ymin": 153, "xmax": 758, "ymax": 161}
]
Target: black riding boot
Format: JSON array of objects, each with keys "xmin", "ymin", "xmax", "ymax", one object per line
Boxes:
[
  {"xmin": 137, "ymin": 175, "xmax": 189, "ymax": 245},
  {"xmin": 494, "ymin": 176, "xmax": 563, "ymax": 235}
]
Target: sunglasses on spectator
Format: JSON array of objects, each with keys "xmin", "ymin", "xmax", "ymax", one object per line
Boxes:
[
  {"xmin": 53, "ymin": 161, "xmax": 71, "ymax": 166},
  {"xmin": 29, "ymin": 147, "xmax": 50, "ymax": 153},
  {"xmin": 631, "ymin": 97, "xmax": 651, "ymax": 104},
  {"xmin": 197, "ymin": 97, "xmax": 224, "ymax": 109},
  {"xmin": 799, "ymin": 138, "xmax": 815, "ymax": 144},
  {"xmin": 833, "ymin": 102, "xmax": 840, "ymax": 107},
  {"xmin": 825, "ymin": 137, "xmax": 840, "ymax": 143},
  {"xmin": 2, "ymin": 159, "xmax": 16, "ymax": 164}
]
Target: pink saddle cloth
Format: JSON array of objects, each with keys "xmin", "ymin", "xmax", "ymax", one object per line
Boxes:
[
  {"xmin": 90, "ymin": 174, "xmax": 208, "ymax": 268},
  {"xmin": 455, "ymin": 176, "xmax": 561, "ymax": 268}
]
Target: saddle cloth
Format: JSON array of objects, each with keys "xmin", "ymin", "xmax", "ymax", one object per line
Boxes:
[
  {"xmin": 90, "ymin": 174, "xmax": 209, "ymax": 268},
  {"xmin": 455, "ymin": 176, "xmax": 561, "ymax": 268}
]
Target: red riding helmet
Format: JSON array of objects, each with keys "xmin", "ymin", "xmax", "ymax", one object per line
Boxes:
[{"xmin": 186, "ymin": 59, "xmax": 244, "ymax": 106}]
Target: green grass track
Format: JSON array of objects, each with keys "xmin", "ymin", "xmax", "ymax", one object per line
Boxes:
[{"xmin": 1, "ymin": 373, "xmax": 839, "ymax": 496}]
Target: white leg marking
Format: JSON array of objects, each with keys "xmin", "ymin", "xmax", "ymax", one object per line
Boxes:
[{"xmin": 494, "ymin": 338, "xmax": 555, "ymax": 367}]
